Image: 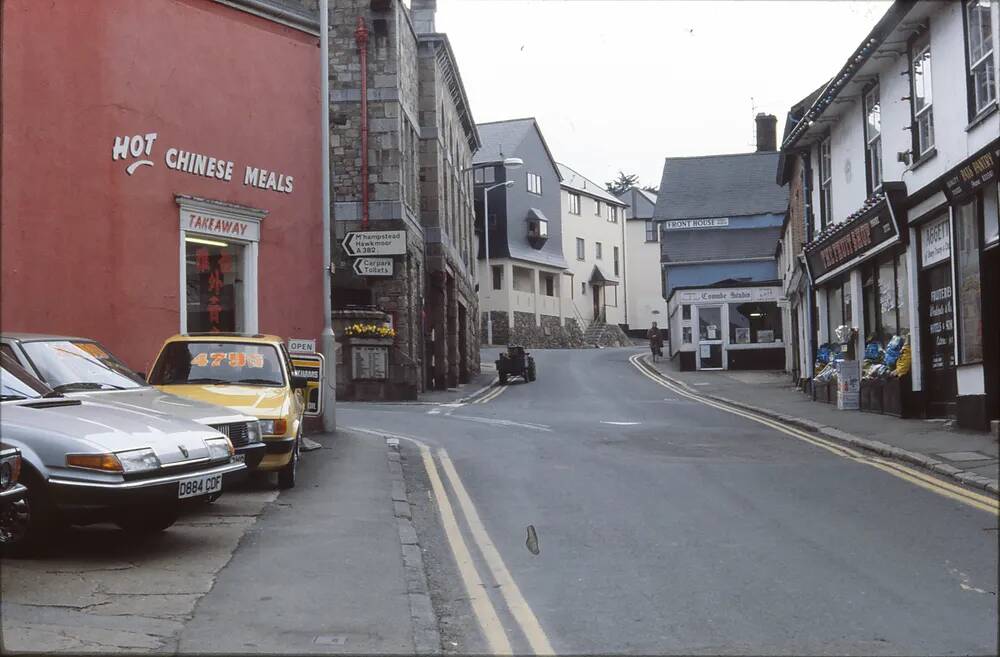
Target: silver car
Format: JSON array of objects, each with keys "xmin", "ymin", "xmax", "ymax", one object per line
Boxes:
[
  {"xmin": 0, "ymin": 353, "xmax": 245, "ymax": 553},
  {"xmin": 1, "ymin": 333, "xmax": 266, "ymax": 472}
]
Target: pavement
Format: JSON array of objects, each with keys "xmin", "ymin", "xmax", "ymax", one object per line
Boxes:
[
  {"xmin": 1, "ymin": 431, "xmax": 436, "ymax": 654},
  {"xmin": 645, "ymin": 354, "xmax": 1000, "ymax": 495}
]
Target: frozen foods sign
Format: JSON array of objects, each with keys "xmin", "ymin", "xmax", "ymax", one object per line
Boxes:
[{"xmin": 112, "ymin": 132, "xmax": 294, "ymax": 194}]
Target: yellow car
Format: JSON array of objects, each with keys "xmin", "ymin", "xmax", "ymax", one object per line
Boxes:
[{"xmin": 147, "ymin": 334, "xmax": 316, "ymax": 489}]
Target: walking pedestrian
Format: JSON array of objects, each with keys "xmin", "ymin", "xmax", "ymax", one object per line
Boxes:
[{"xmin": 647, "ymin": 322, "xmax": 663, "ymax": 362}]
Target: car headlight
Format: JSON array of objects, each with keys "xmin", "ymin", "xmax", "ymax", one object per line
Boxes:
[
  {"xmin": 0, "ymin": 461, "xmax": 11, "ymax": 489},
  {"xmin": 116, "ymin": 448, "xmax": 161, "ymax": 474},
  {"xmin": 246, "ymin": 420, "xmax": 262, "ymax": 444},
  {"xmin": 205, "ymin": 437, "xmax": 234, "ymax": 461},
  {"xmin": 258, "ymin": 418, "xmax": 287, "ymax": 436}
]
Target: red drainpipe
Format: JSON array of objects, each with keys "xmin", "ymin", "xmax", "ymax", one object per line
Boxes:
[{"xmin": 355, "ymin": 17, "xmax": 370, "ymax": 231}]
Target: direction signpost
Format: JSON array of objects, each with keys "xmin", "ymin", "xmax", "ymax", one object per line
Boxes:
[
  {"xmin": 342, "ymin": 230, "xmax": 406, "ymax": 257},
  {"xmin": 352, "ymin": 257, "xmax": 394, "ymax": 277}
]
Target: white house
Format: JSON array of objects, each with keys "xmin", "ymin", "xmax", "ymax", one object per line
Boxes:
[
  {"xmin": 617, "ymin": 186, "xmax": 667, "ymax": 337},
  {"xmin": 558, "ymin": 163, "xmax": 629, "ymax": 328},
  {"xmin": 783, "ymin": 0, "xmax": 999, "ymax": 430}
]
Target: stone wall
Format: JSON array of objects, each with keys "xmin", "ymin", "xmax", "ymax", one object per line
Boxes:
[
  {"xmin": 503, "ymin": 312, "xmax": 587, "ymax": 348},
  {"xmin": 481, "ymin": 311, "xmax": 511, "ymax": 346}
]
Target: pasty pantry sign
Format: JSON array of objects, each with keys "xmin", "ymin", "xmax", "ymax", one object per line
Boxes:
[{"xmin": 111, "ymin": 131, "xmax": 294, "ymax": 194}]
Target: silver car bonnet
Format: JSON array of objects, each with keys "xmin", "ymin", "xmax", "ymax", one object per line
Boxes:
[
  {"xmin": 1, "ymin": 399, "xmax": 223, "ymax": 466},
  {"xmin": 63, "ymin": 387, "xmax": 253, "ymax": 426}
]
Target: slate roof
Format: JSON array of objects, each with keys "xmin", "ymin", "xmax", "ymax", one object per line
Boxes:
[
  {"xmin": 557, "ymin": 163, "xmax": 627, "ymax": 205},
  {"xmin": 617, "ymin": 187, "xmax": 657, "ymax": 220},
  {"xmin": 661, "ymin": 226, "xmax": 782, "ymax": 264},
  {"xmin": 654, "ymin": 152, "xmax": 788, "ymax": 221},
  {"xmin": 473, "ymin": 118, "xmax": 561, "ymax": 180}
]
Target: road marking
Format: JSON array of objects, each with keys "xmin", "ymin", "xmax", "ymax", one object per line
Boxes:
[
  {"xmin": 448, "ymin": 415, "xmax": 552, "ymax": 432},
  {"xmin": 419, "ymin": 443, "xmax": 513, "ymax": 654},
  {"xmin": 600, "ymin": 421, "xmax": 640, "ymax": 426},
  {"xmin": 628, "ymin": 354, "xmax": 999, "ymax": 516},
  {"xmin": 475, "ymin": 384, "xmax": 509, "ymax": 405},
  {"xmin": 438, "ymin": 449, "xmax": 556, "ymax": 655}
]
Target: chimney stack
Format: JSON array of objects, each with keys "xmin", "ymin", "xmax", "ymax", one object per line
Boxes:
[
  {"xmin": 755, "ymin": 113, "xmax": 777, "ymax": 152},
  {"xmin": 411, "ymin": 0, "xmax": 436, "ymax": 33}
]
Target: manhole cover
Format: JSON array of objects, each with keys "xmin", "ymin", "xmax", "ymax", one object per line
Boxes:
[{"xmin": 936, "ymin": 451, "xmax": 993, "ymax": 462}]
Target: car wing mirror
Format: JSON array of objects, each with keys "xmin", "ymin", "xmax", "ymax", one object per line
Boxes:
[{"xmin": 290, "ymin": 374, "xmax": 309, "ymax": 390}]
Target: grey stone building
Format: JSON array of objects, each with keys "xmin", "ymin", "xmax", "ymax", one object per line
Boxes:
[{"xmin": 279, "ymin": 0, "xmax": 481, "ymax": 395}]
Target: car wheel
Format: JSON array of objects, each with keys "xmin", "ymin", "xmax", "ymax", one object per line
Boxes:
[
  {"xmin": 527, "ymin": 362, "xmax": 536, "ymax": 382},
  {"xmin": 277, "ymin": 434, "xmax": 299, "ymax": 490},
  {"xmin": 0, "ymin": 470, "xmax": 63, "ymax": 557},
  {"xmin": 498, "ymin": 372, "xmax": 508, "ymax": 385},
  {"xmin": 115, "ymin": 508, "xmax": 178, "ymax": 534}
]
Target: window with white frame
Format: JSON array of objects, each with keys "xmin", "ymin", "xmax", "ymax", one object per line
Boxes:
[
  {"xmin": 819, "ymin": 137, "xmax": 833, "ymax": 229},
  {"xmin": 569, "ymin": 192, "xmax": 581, "ymax": 215},
  {"xmin": 527, "ymin": 172, "xmax": 542, "ymax": 195},
  {"xmin": 863, "ymin": 83, "xmax": 883, "ymax": 193},
  {"xmin": 965, "ymin": 0, "xmax": 997, "ymax": 118},
  {"xmin": 576, "ymin": 237, "xmax": 585, "ymax": 260},
  {"xmin": 909, "ymin": 30, "xmax": 935, "ymax": 157},
  {"xmin": 645, "ymin": 221, "xmax": 658, "ymax": 242},
  {"xmin": 595, "ymin": 242, "xmax": 603, "ymax": 260},
  {"xmin": 607, "ymin": 206, "xmax": 618, "ymax": 223},
  {"xmin": 613, "ymin": 246, "xmax": 620, "ymax": 276},
  {"xmin": 595, "ymin": 200, "xmax": 602, "ymax": 216}
]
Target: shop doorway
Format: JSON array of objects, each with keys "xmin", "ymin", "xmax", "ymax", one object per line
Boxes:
[
  {"xmin": 921, "ymin": 261, "xmax": 957, "ymax": 417},
  {"xmin": 184, "ymin": 237, "xmax": 246, "ymax": 333},
  {"xmin": 982, "ymin": 244, "xmax": 999, "ymax": 426},
  {"xmin": 696, "ymin": 305, "xmax": 724, "ymax": 370}
]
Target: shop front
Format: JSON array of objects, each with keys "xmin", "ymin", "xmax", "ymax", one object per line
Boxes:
[
  {"xmin": 1, "ymin": 0, "xmax": 323, "ymax": 371},
  {"xmin": 666, "ymin": 282, "xmax": 785, "ymax": 372},
  {"xmin": 804, "ymin": 183, "xmax": 915, "ymax": 416},
  {"xmin": 936, "ymin": 138, "xmax": 999, "ymax": 430}
]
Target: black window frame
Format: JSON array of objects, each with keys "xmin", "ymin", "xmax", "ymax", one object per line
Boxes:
[
  {"xmin": 962, "ymin": 0, "xmax": 998, "ymax": 122},
  {"xmin": 645, "ymin": 221, "xmax": 658, "ymax": 242},
  {"xmin": 908, "ymin": 25, "xmax": 936, "ymax": 160},
  {"xmin": 862, "ymin": 81, "xmax": 883, "ymax": 195}
]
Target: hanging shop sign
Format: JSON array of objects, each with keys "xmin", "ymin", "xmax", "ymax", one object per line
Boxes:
[
  {"xmin": 111, "ymin": 131, "xmax": 295, "ymax": 194},
  {"xmin": 920, "ymin": 215, "xmax": 951, "ymax": 268},
  {"xmin": 181, "ymin": 209, "xmax": 260, "ymax": 241},
  {"xmin": 661, "ymin": 217, "xmax": 730, "ymax": 230},
  {"xmin": 942, "ymin": 138, "xmax": 1000, "ymax": 202},
  {"xmin": 804, "ymin": 182, "xmax": 907, "ymax": 285},
  {"xmin": 342, "ymin": 231, "xmax": 406, "ymax": 257},
  {"xmin": 676, "ymin": 286, "xmax": 778, "ymax": 304}
]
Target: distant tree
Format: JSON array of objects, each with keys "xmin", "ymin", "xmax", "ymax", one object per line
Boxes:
[
  {"xmin": 642, "ymin": 184, "xmax": 659, "ymax": 194},
  {"xmin": 605, "ymin": 171, "xmax": 640, "ymax": 196}
]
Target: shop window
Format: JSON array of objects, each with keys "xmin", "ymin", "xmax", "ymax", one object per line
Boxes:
[
  {"xmin": 896, "ymin": 252, "xmax": 909, "ymax": 333},
  {"xmin": 185, "ymin": 238, "xmax": 243, "ymax": 333},
  {"xmin": 863, "ymin": 267, "xmax": 878, "ymax": 338},
  {"xmin": 956, "ymin": 199, "xmax": 983, "ymax": 363},
  {"xmin": 878, "ymin": 258, "xmax": 899, "ymax": 337},
  {"xmin": 985, "ymin": 183, "xmax": 999, "ymax": 246},
  {"xmin": 828, "ymin": 284, "xmax": 844, "ymax": 338},
  {"xmin": 682, "ymin": 304, "xmax": 691, "ymax": 320},
  {"xmin": 682, "ymin": 326, "xmax": 692, "ymax": 344},
  {"xmin": 729, "ymin": 302, "xmax": 782, "ymax": 344}
]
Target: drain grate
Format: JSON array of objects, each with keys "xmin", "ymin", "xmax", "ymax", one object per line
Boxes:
[{"xmin": 314, "ymin": 635, "xmax": 348, "ymax": 646}]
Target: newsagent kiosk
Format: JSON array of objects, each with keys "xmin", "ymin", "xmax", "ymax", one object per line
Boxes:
[{"xmin": 666, "ymin": 280, "xmax": 786, "ymax": 371}]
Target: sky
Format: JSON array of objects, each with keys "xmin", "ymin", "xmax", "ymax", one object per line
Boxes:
[{"xmin": 433, "ymin": 0, "xmax": 893, "ymax": 192}]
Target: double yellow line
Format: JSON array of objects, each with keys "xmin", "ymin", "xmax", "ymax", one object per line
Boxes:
[
  {"xmin": 471, "ymin": 382, "xmax": 509, "ymax": 405},
  {"xmin": 350, "ymin": 425, "xmax": 553, "ymax": 654},
  {"xmin": 629, "ymin": 354, "xmax": 999, "ymax": 516}
]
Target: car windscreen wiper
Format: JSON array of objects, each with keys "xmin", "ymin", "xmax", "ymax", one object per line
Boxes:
[
  {"xmin": 0, "ymin": 394, "xmax": 28, "ymax": 401},
  {"xmin": 184, "ymin": 377, "xmax": 230, "ymax": 384},
  {"xmin": 51, "ymin": 382, "xmax": 125, "ymax": 392},
  {"xmin": 232, "ymin": 378, "xmax": 282, "ymax": 385}
]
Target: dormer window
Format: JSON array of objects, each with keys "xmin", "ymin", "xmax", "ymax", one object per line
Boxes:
[{"xmin": 526, "ymin": 208, "xmax": 550, "ymax": 247}]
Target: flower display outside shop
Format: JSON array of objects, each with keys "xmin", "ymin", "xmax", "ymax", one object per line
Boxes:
[{"xmin": 343, "ymin": 323, "xmax": 395, "ymax": 339}]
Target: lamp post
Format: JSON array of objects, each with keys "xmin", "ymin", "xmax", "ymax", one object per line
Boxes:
[
  {"xmin": 469, "ymin": 157, "xmax": 523, "ymax": 346},
  {"xmin": 482, "ymin": 179, "xmax": 514, "ymax": 345},
  {"xmin": 319, "ymin": 0, "xmax": 336, "ymax": 432}
]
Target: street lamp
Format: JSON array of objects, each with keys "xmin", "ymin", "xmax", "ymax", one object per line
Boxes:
[{"xmin": 482, "ymin": 179, "xmax": 514, "ymax": 345}]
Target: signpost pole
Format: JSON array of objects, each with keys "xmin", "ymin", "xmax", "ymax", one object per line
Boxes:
[{"xmin": 320, "ymin": 0, "xmax": 337, "ymax": 433}]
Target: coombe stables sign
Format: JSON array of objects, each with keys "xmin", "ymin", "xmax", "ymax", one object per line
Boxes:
[{"xmin": 110, "ymin": 131, "xmax": 295, "ymax": 194}]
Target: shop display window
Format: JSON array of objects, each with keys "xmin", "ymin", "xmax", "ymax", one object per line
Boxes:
[
  {"xmin": 186, "ymin": 238, "xmax": 243, "ymax": 333},
  {"xmin": 728, "ymin": 302, "xmax": 782, "ymax": 344},
  {"xmin": 896, "ymin": 252, "xmax": 909, "ymax": 331},
  {"xmin": 956, "ymin": 199, "xmax": 983, "ymax": 363},
  {"xmin": 828, "ymin": 284, "xmax": 843, "ymax": 338},
  {"xmin": 860, "ymin": 251, "xmax": 911, "ymax": 346},
  {"xmin": 985, "ymin": 183, "xmax": 999, "ymax": 247}
]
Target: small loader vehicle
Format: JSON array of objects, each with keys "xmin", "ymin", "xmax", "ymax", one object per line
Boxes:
[{"xmin": 495, "ymin": 345, "xmax": 536, "ymax": 385}]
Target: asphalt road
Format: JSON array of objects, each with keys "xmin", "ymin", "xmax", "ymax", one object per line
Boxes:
[{"xmin": 341, "ymin": 346, "xmax": 999, "ymax": 656}]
